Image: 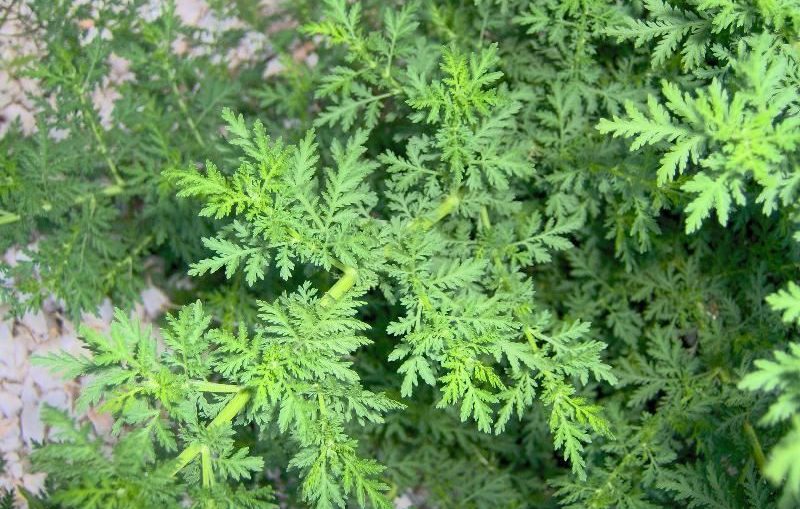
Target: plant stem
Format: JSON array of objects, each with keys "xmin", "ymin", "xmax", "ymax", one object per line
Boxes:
[
  {"xmin": 170, "ymin": 77, "xmax": 204, "ymax": 146},
  {"xmin": 587, "ymin": 420, "xmax": 659, "ymax": 507},
  {"xmin": 170, "ymin": 443, "xmax": 201, "ymax": 476},
  {"xmin": 201, "ymin": 445, "xmax": 217, "ymax": 509},
  {"xmin": 743, "ymin": 420, "xmax": 767, "ymax": 473},
  {"xmin": 200, "ymin": 445, "xmax": 214, "ymax": 488},
  {"xmin": 409, "ymin": 189, "xmax": 461, "ymax": 231},
  {"xmin": 78, "ymin": 93, "xmax": 124, "ymax": 186},
  {"xmin": 170, "ymin": 389, "xmax": 252, "ymax": 476},
  {"xmin": 192, "ymin": 381, "xmax": 242, "ymax": 393},
  {"xmin": 0, "ymin": 210, "xmax": 20, "ymax": 225},
  {"xmin": 210, "ymin": 389, "xmax": 252, "ymax": 428},
  {"xmin": 169, "ymin": 190, "xmax": 464, "ymax": 477},
  {"xmin": 319, "ymin": 265, "xmax": 358, "ymax": 309},
  {"xmin": 523, "ymin": 326, "xmax": 539, "ymax": 351},
  {"xmin": 479, "ymin": 205, "xmax": 491, "ymax": 231},
  {"xmin": 102, "ymin": 234, "xmax": 154, "ymax": 288},
  {"xmin": 160, "ymin": 2, "xmax": 204, "ymax": 146},
  {"xmin": 1, "ymin": 183, "xmax": 125, "ymax": 227},
  {"xmin": 75, "ymin": 183, "xmax": 125, "ymax": 203}
]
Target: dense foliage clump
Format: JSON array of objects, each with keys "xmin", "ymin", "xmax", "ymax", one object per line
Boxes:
[{"xmin": 1, "ymin": 0, "xmax": 799, "ymax": 508}]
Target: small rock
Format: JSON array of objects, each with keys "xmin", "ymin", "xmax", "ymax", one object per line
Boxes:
[
  {"xmin": 0, "ymin": 418, "xmax": 21, "ymax": 453},
  {"xmin": 175, "ymin": 0, "xmax": 209, "ymax": 26},
  {"xmin": 2, "ymin": 246, "xmax": 19, "ymax": 266},
  {"xmin": 28, "ymin": 366, "xmax": 63, "ymax": 393},
  {"xmin": 20, "ymin": 381, "xmax": 44, "ymax": 445},
  {"xmin": 81, "ymin": 298, "xmax": 114, "ymax": 331},
  {"xmin": 59, "ymin": 332, "xmax": 85, "ymax": 355},
  {"xmin": 21, "ymin": 311, "xmax": 48, "ymax": 339},
  {"xmin": 2, "ymin": 451, "xmax": 22, "ymax": 478},
  {"xmin": 0, "ymin": 103, "xmax": 35, "ymax": 134},
  {"xmin": 0, "ymin": 391, "xmax": 22, "ymax": 418},
  {"xmin": 0, "ymin": 321, "xmax": 11, "ymax": 342},
  {"xmin": 2, "ymin": 382, "xmax": 22, "ymax": 396},
  {"xmin": 0, "ymin": 337, "xmax": 28, "ymax": 379},
  {"xmin": 141, "ymin": 286, "xmax": 169, "ymax": 318},
  {"xmin": 41, "ymin": 390, "xmax": 68, "ymax": 411},
  {"xmin": 108, "ymin": 53, "xmax": 134, "ymax": 85},
  {"xmin": 264, "ymin": 57, "xmax": 284, "ymax": 77},
  {"xmin": 394, "ymin": 494, "xmax": 414, "ymax": 509},
  {"xmin": 87, "ymin": 407, "xmax": 113, "ymax": 435},
  {"xmin": 21, "ymin": 472, "xmax": 47, "ymax": 495}
]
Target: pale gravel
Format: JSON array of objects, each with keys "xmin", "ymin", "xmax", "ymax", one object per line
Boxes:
[{"xmin": 0, "ymin": 268, "xmax": 170, "ymax": 504}]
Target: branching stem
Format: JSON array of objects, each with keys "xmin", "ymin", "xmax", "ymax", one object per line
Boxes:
[
  {"xmin": 409, "ymin": 189, "xmax": 461, "ymax": 231},
  {"xmin": 0, "ymin": 209, "xmax": 20, "ymax": 225},
  {"xmin": 1, "ymin": 183, "xmax": 124, "ymax": 227},
  {"xmin": 78, "ymin": 93, "xmax": 124, "ymax": 186},
  {"xmin": 743, "ymin": 420, "xmax": 767, "ymax": 473},
  {"xmin": 200, "ymin": 445, "xmax": 214, "ymax": 487},
  {"xmin": 192, "ymin": 381, "xmax": 242, "ymax": 393},
  {"xmin": 170, "ymin": 389, "xmax": 252, "ymax": 476},
  {"xmin": 169, "ymin": 190, "xmax": 463, "ymax": 477},
  {"xmin": 169, "ymin": 76, "xmax": 204, "ymax": 146},
  {"xmin": 319, "ymin": 265, "xmax": 359, "ymax": 309}
]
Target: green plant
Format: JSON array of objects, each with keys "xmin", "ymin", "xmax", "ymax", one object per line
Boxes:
[
  {"xmin": 2, "ymin": 0, "xmax": 799, "ymax": 508},
  {"xmin": 0, "ymin": 0, "xmax": 246, "ymax": 317},
  {"xmin": 739, "ymin": 282, "xmax": 800, "ymax": 507}
]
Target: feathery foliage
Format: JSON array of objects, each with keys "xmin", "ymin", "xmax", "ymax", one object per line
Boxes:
[{"xmin": 2, "ymin": 0, "xmax": 799, "ymax": 507}]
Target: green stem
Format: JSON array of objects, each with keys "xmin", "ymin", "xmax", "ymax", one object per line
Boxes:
[
  {"xmin": 523, "ymin": 327, "xmax": 538, "ymax": 351},
  {"xmin": 192, "ymin": 381, "xmax": 242, "ymax": 393},
  {"xmin": 409, "ymin": 189, "xmax": 462, "ymax": 231},
  {"xmin": 1, "ymin": 183, "xmax": 125, "ymax": 227},
  {"xmin": 201, "ymin": 445, "xmax": 214, "ymax": 488},
  {"xmin": 209, "ymin": 389, "xmax": 252, "ymax": 428},
  {"xmin": 479, "ymin": 205, "xmax": 491, "ymax": 231},
  {"xmin": 170, "ymin": 389, "xmax": 252, "ymax": 477},
  {"xmin": 169, "ymin": 190, "xmax": 464, "ymax": 478},
  {"xmin": 478, "ymin": 7, "xmax": 490, "ymax": 47},
  {"xmin": 102, "ymin": 234, "xmax": 154, "ymax": 286},
  {"xmin": 382, "ymin": 189, "xmax": 464, "ymax": 260},
  {"xmin": 170, "ymin": 445, "xmax": 202, "ymax": 476},
  {"xmin": 743, "ymin": 420, "xmax": 767, "ymax": 473},
  {"xmin": 329, "ymin": 258, "xmax": 348, "ymax": 273},
  {"xmin": 319, "ymin": 265, "xmax": 358, "ymax": 309},
  {"xmin": 587, "ymin": 420, "xmax": 659, "ymax": 507},
  {"xmin": 160, "ymin": 3, "xmax": 204, "ymax": 147},
  {"xmin": 170, "ymin": 78, "xmax": 204, "ymax": 146},
  {"xmin": 76, "ymin": 183, "xmax": 125, "ymax": 203},
  {"xmin": 352, "ymin": 91, "xmax": 396, "ymax": 109},
  {"xmin": 78, "ymin": 94, "xmax": 123, "ymax": 186},
  {"xmin": 0, "ymin": 210, "xmax": 20, "ymax": 225},
  {"xmin": 200, "ymin": 446, "xmax": 217, "ymax": 508},
  {"xmin": 315, "ymin": 184, "xmax": 455, "ymax": 307}
]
